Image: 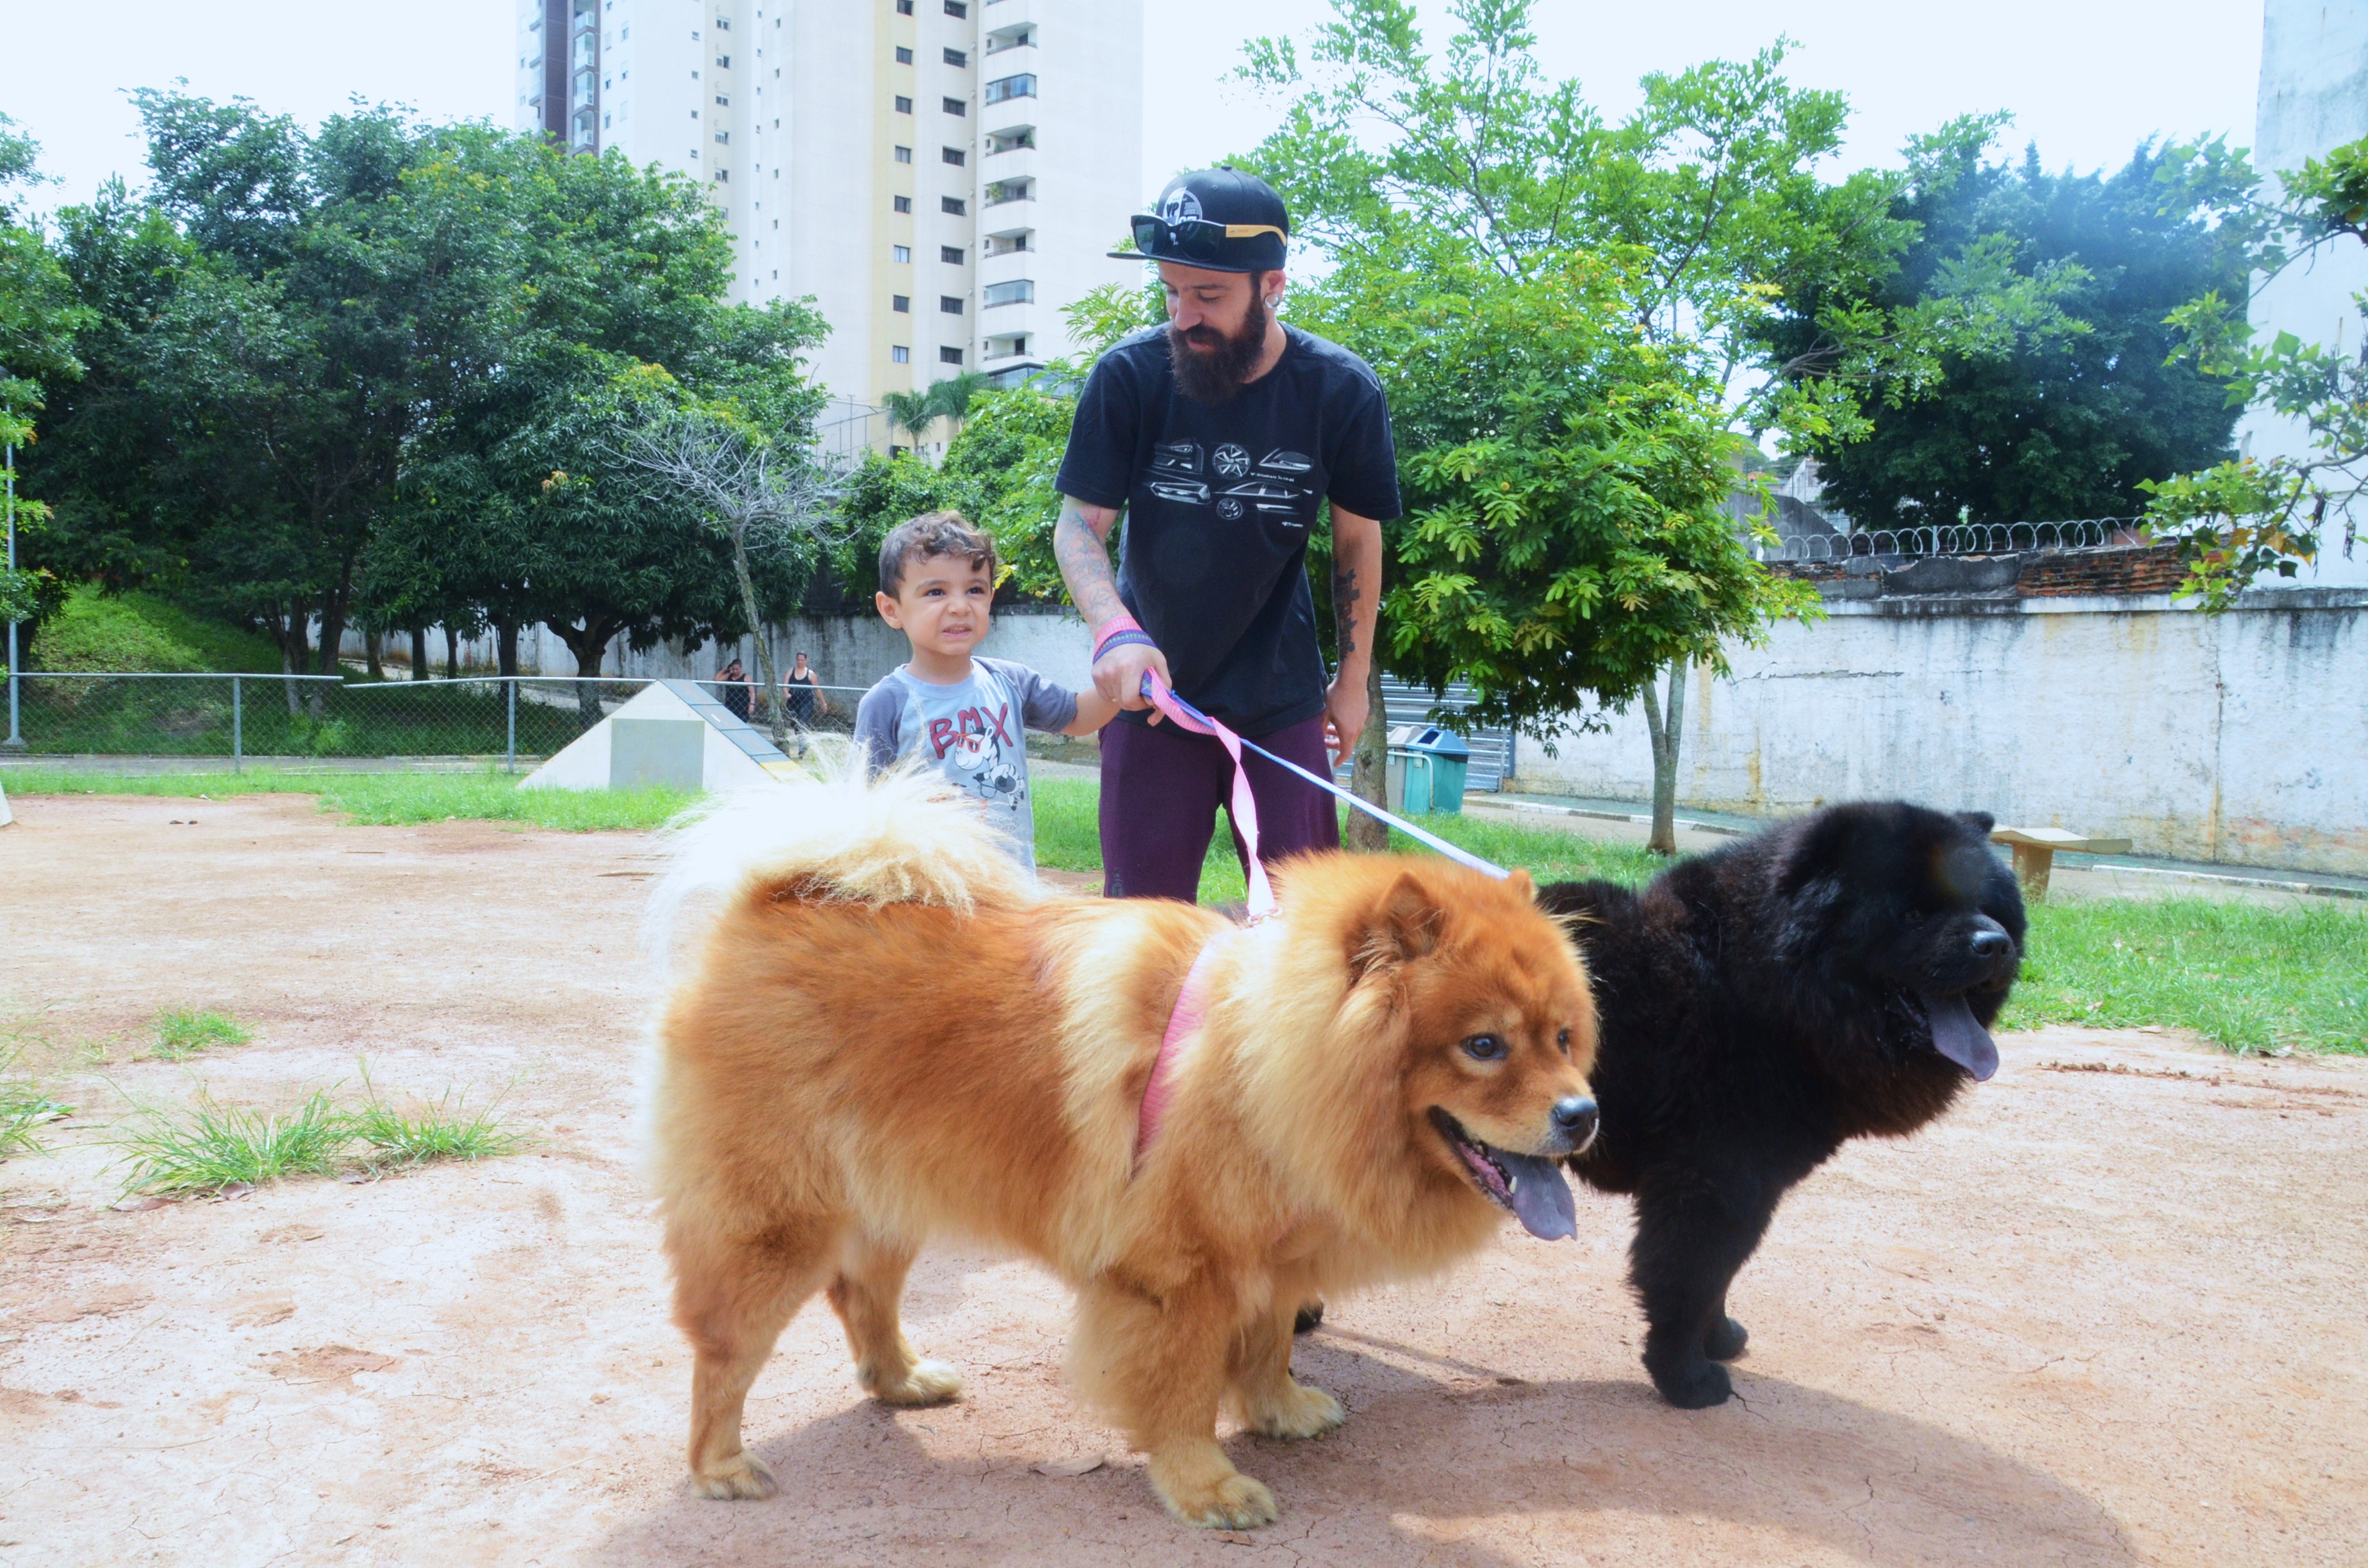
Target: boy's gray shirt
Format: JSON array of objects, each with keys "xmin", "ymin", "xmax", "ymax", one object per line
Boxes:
[{"xmin": 853, "ymin": 657, "xmax": 1077, "ymax": 871}]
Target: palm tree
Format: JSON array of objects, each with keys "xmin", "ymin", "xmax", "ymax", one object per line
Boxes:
[{"xmin": 881, "ymin": 389, "xmax": 937, "ymax": 446}]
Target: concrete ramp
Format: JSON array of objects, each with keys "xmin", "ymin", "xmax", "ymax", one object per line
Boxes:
[{"xmin": 518, "ymin": 680, "xmax": 798, "ymax": 793}]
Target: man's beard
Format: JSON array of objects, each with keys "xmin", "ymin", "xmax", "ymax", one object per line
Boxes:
[{"xmin": 1167, "ymin": 290, "xmax": 1270, "ymax": 405}]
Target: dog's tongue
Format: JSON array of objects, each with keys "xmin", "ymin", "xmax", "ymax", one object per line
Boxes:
[
  {"xmin": 1925, "ymin": 993, "xmax": 1999, "ymax": 1081},
  {"xmin": 1497, "ymin": 1150, "xmax": 1577, "ymax": 1241}
]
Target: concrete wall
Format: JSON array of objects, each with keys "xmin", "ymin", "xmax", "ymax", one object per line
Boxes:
[
  {"xmin": 1511, "ymin": 588, "xmax": 2368, "ymax": 877},
  {"xmin": 607, "ymin": 603, "xmax": 1094, "ymax": 695}
]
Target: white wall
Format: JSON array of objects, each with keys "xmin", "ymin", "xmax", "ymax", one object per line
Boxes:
[
  {"xmin": 1514, "ymin": 589, "xmax": 2368, "ymax": 877},
  {"xmin": 608, "ymin": 602, "xmax": 1093, "ymax": 695}
]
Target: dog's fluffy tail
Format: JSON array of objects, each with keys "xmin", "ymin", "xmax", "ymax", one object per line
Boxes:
[{"xmin": 645, "ymin": 761, "xmax": 1037, "ymax": 969}]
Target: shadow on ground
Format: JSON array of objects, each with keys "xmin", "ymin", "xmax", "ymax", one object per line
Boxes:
[{"xmin": 587, "ymin": 1328, "xmax": 2131, "ymax": 1567}]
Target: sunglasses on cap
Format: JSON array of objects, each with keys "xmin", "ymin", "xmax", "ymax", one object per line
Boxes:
[{"xmin": 1129, "ymin": 214, "xmax": 1287, "ymax": 262}]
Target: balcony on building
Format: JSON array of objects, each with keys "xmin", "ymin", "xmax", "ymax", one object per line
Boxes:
[
  {"xmin": 982, "ymin": 227, "xmax": 1033, "ymax": 257},
  {"xmin": 983, "ymin": 72, "xmax": 1036, "ymax": 107},
  {"xmin": 983, "ymin": 176, "xmax": 1034, "ymax": 208}
]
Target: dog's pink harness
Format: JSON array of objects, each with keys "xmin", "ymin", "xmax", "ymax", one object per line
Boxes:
[{"xmin": 1135, "ymin": 935, "xmax": 1224, "ymax": 1168}]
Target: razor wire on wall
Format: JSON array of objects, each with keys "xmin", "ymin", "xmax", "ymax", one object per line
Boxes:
[
  {"xmin": 0, "ymin": 674, "xmax": 869, "ymax": 767},
  {"xmin": 1752, "ymin": 518, "xmax": 2140, "ymax": 562}
]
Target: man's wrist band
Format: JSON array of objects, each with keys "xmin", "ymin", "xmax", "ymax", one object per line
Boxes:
[{"xmin": 1094, "ymin": 629, "xmax": 1158, "ymax": 662}]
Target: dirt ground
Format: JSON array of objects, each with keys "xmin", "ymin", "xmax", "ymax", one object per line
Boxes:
[{"xmin": 2, "ymin": 794, "xmax": 2362, "ymax": 1568}]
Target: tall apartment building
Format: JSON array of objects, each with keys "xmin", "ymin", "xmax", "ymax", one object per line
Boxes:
[{"xmin": 514, "ymin": 0, "xmax": 1146, "ymax": 439}]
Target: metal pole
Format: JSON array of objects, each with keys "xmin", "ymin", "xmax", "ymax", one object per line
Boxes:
[
  {"xmin": 505, "ymin": 676, "xmax": 516, "ymax": 774},
  {"xmin": 231, "ymin": 674, "xmax": 242, "ymax": 772},
  {"xmin": 4, "ymin": 436, "xmax": 22, "ymax": 753}
]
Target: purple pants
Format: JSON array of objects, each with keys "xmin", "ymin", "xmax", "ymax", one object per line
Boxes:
[{"xmin": 1099, "ymin": 713, "xmax": 1340, "ymax": 902}]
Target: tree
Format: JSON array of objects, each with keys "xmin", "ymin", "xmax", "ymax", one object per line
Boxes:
[
  {"xmin": 1245, "ymin": 0, "xmax": 1888, "ymax": 849},
  {"xmin": 0, "ymin": 113, "xmax": 92, "ymax": 667},
  {"xmin": 1759, "ymin": 129, "xmax": 2249, "ymax": 527},
  {"xmin": 622, "ymin": 403, "xmax": 848, "ymax": 738},
  {"xmin": 2138, "ymin": 135, "xmax": 2368, "ymax": 608}
]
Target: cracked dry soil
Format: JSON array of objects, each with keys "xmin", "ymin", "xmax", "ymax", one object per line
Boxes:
[{"xmin": 1, "ymin": 794, "xmax": 2363, "ymax": 1567}]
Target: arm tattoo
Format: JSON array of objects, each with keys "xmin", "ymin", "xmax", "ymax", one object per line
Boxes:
[
  {"xmin": 1054, "ymin": 497, "xmax": 1128, "ymax": 630},
  {"xmin": 1333, "ymin": 566, "xmax": 1360, "ymax": 659}
]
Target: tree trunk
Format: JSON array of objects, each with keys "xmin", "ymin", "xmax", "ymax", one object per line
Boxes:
[
  {"xmin": 315, "ymin": 585, "xmax": 347, "ymax": 680},
  {"xmin": 409, "ymin": 626, "xmax": 428, "ymax": 680},
  {"xmin": 442, "ymin": 624, "xmax": 459, "ymax": 680},
  {"xmin": 729, "ymin": 522, "xmax": 785, "ymax": 742},
  {"xmin": 1346, "ymin": 649, "xmax": 1390, "ymax": 851},
  {"xmin": 277, "ymin": 604, "xmax": 310, "ymax": 717},
  {"xmin": 364, "ymin": 626, "xmax": 384, "ymax": 681},
  {"xmin": 1641, "ymin": 655, "xmax": 1689, "ymax": 856},
  {"xmin": 497, "ymin": 619, "xmax": 521, "ymax": 680},
  {"xmin": 547, "ymin": 620, "xmax": 609, "ymax": 726}
]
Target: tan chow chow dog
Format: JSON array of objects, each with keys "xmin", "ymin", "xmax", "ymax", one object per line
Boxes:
[{"xmin": 642, "ymin": 771, "xmax": 1600, "ymax": 1529}]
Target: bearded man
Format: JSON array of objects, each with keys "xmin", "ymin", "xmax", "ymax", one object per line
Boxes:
[{"xmin": 1053, "ymin": 168, "xmax": 1401, "ymax": 901}]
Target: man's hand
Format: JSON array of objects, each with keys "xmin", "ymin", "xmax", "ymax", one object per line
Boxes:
[
  {"xmin": 1094, "ymin": 640, "xmax": 1172, "ymax": 719},
  {"xmin": 1322, "ymin": 673, "xmax": 1369, "ymax": 768}
]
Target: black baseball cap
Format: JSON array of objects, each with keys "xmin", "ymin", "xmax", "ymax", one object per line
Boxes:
[{"xmin": 1108, "ymin": 167, "xmax": 1290, "ymax": 274}]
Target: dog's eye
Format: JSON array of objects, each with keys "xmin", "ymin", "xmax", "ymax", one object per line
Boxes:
[
  {"xmin": 1556, "ymin": 1027, "xmax": 1570, "ymax": 1055},
  {"xmin": 1461, "ymin": 1034, "xmax": 1507, "ymax": 1062}
]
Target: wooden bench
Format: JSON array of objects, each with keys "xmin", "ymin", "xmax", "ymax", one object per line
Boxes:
[{"xmin": 1989, "ymin": 826, "xmax": 2134, "ymax": 899}]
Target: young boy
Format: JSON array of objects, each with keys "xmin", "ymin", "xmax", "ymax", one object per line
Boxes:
[{"xmin": 855, "ymin": 511, "xmax": 1115, "ymax": 871}]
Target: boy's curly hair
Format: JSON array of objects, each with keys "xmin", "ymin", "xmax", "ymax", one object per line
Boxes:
[{"xmin": 878, "ymin": 510, "xmax": 1001, "ymax": 598}]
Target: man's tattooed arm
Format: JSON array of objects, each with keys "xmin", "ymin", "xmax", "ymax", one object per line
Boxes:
[
  {"xmin": 1053, "ymin": 494, "xmax": 1126, "ymax": 631},
  {"xmin": 1333, "ymin": 565, "xmax": 1360, "ymax": 659}
]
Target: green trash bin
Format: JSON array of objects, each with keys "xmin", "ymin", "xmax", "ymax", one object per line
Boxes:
[{"xmin": 1406, "ymin": 726, "xmax": 1471, "ymax": 814}]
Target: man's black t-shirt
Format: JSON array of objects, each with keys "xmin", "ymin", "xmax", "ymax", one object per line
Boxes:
[{"xmin": 1055, "ymin": 324, "xmax": 1401, "ymax": 734}]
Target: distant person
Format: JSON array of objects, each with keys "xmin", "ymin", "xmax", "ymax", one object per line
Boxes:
[
  {"xmin": 783, "ymin": 652, "xmax": 828, "ymax": 728},
  {"xmin": 714, "ymin": 657, "xmax": 751, "ymax": 722},
  {"xmin": 855, "ymin": 512, "xmax": 1116, "ymax": 871}
]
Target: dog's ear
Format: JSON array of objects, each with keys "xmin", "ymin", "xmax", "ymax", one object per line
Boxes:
[
  {"xmin": 1956, "ymin": 810, "xmax": 1996, "ymax": 837},
  {"xmin": 1507, "ymin": 868, "xmax": 1535, "ymax": 901},
  {"xmin": 1354, "ymin": 871, "xmax": 1442, "ymax": 976}
]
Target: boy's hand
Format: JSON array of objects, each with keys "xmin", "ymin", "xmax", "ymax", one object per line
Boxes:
[{"xmin": 1094, "ymin": 641, "xmax": 1171, "ymax": 725}]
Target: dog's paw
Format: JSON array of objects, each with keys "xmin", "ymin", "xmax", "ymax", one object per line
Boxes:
[
  {"xmin": 1647, "ymin": 1355, "xmax": 1734, "ymax": 1410},
  {"xmin": 1162, "ymin": 1471, "xmax": 1281, "ymax": 1530},
  {"xmin": 1291, "ymin": 1301, "xmax": 1324, "ymax": 1335},
  {"xmin": 1248, "ymin": 1382, "xmax": 1344, "ymax": 1441},
  {"xmin": 865, "ymin": 1357, "xmax": 964, "ymax": 1407},
  {"xmin": 1702, "ymin": 1316, "xmax": 1749, "ymax": 1361},
  {"xmin": 690, "ymin": 1451, "xmax": 778, "ymax": 1500}
]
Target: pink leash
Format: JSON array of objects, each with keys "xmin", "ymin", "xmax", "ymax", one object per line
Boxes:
[{"xmin": 1140, "ymin": 673, "xmax": 1278, "ymax": 923}]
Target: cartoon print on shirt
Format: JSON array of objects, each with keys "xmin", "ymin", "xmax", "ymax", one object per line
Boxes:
[
  {"xmin": 945, "ymin": 729, "xmax": 1025, "ymax": 804},
  {"xmin": 1212, "ymin": 443, "xmax": 1252, "ymax": 479}
]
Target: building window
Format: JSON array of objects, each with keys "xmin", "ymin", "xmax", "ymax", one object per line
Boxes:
[
  {"xmin": 716, "ymin": 15, "xmax": 729, "ymax": 27},
  {"xmin": 891, "ymin": 345, "xmax": 911, "ymax": 363},
  {"xmin": 894, "ymin": 145, "xmax": 912, "ymax": 163},
  {"xmin": 941, "ymin": 196, "xmax": 966, "ymax": 215},
  {"xmin": 983, "ymin": 279, "xmax": 1033, "ymax": 307},
  {"xmin": 715, "ymin": 168, "xmax": 729, "ymax": 181},
  {"xmin": 943, "ymin": 1, "xmax": 966, "ymax": 16},
  {"xmin": 716, "ymin": 131, "xmax": 730, "ymax": 143},
  {"xmin": 892, "ymin": 244, "xmax": 912, "ymax": 263},
  {"xmin": 941, "ymin": 146, "xmax": 964, "ymax": 167},
  {"xmin": 894, "ymin": 95, "xmax": 912, "ymax": 113},
  {"xmin": 942, "ymin": 97, "xmax": 966, "ymax": 116},
  {"xmin": 893, "ymin": 194, "xmax": 912, "ymax": 213},
  {"xmin": 940, "ymin": 245, "xmax": 964, "ymax": 264},
  {"xmin": 939, "ymin": 295, "xmax": 964, "ymax": 314},
  {"xmin": 716, "ymin": 94, "xmax": 730, "ymax": 106},
  {"xmin": 896, "ymin": 0, "xmax": 914, "ymax": 12},
  {"xmin": 983, "ymin": 74, "xmax": 1035, "ymax": 105},
  {"xmin": 892, "ymin": 295, "xmax": 910, "ymax": 313},
  {"xmin": 943, "ymin": 47, "xmax": 967, "ymax": 67},
  {"xmin": 716, "ymin": 54, "xmax": 730, "ymax": 68},
  {"xmin": 895, "ymin": 45, "xmax": 912, "ymax": 64},
  {"xmin": 940, "ymin": 345, "xmax": 965, "ymax": 364}
]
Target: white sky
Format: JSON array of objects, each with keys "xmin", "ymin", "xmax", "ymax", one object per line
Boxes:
[{"xmin": 5, "ymin": 1, "xmax": 2265, "ymax": 218}]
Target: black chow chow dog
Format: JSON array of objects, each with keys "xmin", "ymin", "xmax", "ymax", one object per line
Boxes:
[{"xmin": 1536, "ymin": 801, "xmax": 2024, "ymax": 1409}]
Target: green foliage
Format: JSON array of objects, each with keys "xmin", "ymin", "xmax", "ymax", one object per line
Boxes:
[
  {"xmin": 2142, "ymin": 135, "xmax": 2368, "ymax": 606},
  {"xmin": 0, "ymin": 1041, "xmax": 72, "ymax": 1161},
  {"xmin": 152, "ymin": 1009, "xmax": 253, "ymax": 1061},
  {"xmin": 348, "ymin": 1069, "xmax": 523, "ymax": 1168},
  {"xmin": 2003, "ymin": 897, "xmax": 2368, "ymax": 1054},
  {"xmin": 1766, "ymin": 131, "xmax": 2248, "ymax": 525},
  {"xmin": 29, "ymin": 585, "xmax": 284, "ymax": 673},
  {"xmin": 3, "ymin": 767, "xmax": 699, "ymax": 831}
]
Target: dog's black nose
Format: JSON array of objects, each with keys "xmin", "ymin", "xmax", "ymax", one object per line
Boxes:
[
  {"xmin": 1970, "ymin": 928, "xmax": 2012, "ymax": 960},
  {"xmin": 1551, "ymin": 1097, "xmax": 1598, "ymax": 1145}
]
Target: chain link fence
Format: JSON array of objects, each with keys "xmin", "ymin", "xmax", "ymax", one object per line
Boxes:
[{"xmin": 0, "ymin": 673, "xmax": 879, "ymax": 767}]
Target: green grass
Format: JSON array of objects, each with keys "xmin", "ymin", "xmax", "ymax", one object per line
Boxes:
[
  {"xmin": 2001, "ymin": 897, "xmax": 2368, "ymax": 1054},
  {"xmin": 3, "ymin": 767, "xmax": 698, "ymax": 832},
  {"xmin": 0, "ymin": 1043, "xmax": 73, "ymax": 1161},
  {"xmin": 29, "ymin": 585, "xmax": 284, "ymax": 675},
  {"xmin": 1033, "ymin": 777, "xmax": 1659, "ymax": 905},
  {"xmin": 152, "ymin": 1009, "xmax": 253, "ymax": 1061},
  {"xmin": 110, "ymin": 1073, "xmax": 527, "ymax": 1195}
]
